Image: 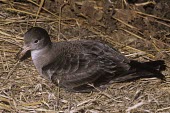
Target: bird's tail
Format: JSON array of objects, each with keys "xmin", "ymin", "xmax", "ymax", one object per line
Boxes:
[{"xmin": 114, "ymin": 60, "xmax": 166, "ymax": 82}]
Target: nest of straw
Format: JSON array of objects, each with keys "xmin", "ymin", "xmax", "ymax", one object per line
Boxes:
[{"xmin": 0, "ymin": 0, "xmax": 170, "ymax": 112}]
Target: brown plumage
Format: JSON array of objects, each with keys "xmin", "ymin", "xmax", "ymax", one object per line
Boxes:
[{"xmin": 18, "ymin": 27, "xmax": 166, "ymax": 92}]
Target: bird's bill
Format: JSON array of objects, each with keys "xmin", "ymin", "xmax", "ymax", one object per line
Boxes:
[{"xmin": 17, "ymin": 45, "xmax": 31, "ymax": 61}]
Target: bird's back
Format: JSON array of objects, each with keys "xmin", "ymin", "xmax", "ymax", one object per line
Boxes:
[{"xmin": 42, "ymin": 40, "xmax": 131, "ymax": 92}]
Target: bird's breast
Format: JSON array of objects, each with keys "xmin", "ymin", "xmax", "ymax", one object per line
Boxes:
[{"xmin": 31, "ymin": 48, "xmax": 52, "ymax": 76}]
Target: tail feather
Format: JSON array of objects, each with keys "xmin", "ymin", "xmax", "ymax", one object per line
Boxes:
[
  {"xmin": 130, "ymin": 60, "xmax": 166, "ymax": 71},
  {"xmin": 114, "ymin": 60, "xmax": 166, "ymax": 82}
]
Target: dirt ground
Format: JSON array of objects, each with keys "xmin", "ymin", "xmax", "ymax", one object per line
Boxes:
[{"xmin": 0, "ymin": 0, "xmax": 170, "ymax": 112}]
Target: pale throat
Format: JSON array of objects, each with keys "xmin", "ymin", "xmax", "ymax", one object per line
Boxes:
[
  {"xmin": 31, "ymin": 45, "xmax": 50, "ymax": 60},
  {"xmin": 31, "ymin": 49, "xmax": 44, "ymax": 60},
  {"xmin": 30, "ymin": 44, "xmax": 55, "ymax": 80},
  {"xmin": 31, "ymin": 45, "xmax": 51, "ymax": 68}
]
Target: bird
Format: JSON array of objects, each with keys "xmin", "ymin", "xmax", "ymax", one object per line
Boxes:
[{"xmin": 18, "ymin": 27, "xmax": 166, "ymax": 92}]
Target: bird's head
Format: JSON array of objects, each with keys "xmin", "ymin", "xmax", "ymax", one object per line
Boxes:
[{"xmin": 18, "ymin": 27, "xmax": 51, "ymax": 61}]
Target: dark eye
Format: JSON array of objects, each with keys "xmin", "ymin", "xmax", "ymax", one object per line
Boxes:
[{"xmin": 34, "ymin": 40, "xmax": 39, "ymax": 43}]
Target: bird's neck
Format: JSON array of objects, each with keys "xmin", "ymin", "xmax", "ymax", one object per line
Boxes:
[
  {"xmin": 31, "ymin": 45, "xmax": 51, "ymax": 60},
  {"xmin": 31, "ymin": 45, "xmax": 52, "ymax": 72}
]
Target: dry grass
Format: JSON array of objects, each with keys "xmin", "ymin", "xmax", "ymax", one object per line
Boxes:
[{"xmin": 0, "ymin": 0, "xmax": 170, "ymax": 113}]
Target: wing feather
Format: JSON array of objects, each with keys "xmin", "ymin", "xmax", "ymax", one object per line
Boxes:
[{"xmin": 42, "ymin": 40, "xmax": 130, "ymax": 91}]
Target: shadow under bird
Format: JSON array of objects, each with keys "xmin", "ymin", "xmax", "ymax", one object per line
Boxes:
[{"xmin": 18, "ymin": 27, "xmax": 166, "ymax": 92}]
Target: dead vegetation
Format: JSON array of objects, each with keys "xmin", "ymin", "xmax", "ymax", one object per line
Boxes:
[{"xmin": 0, "ymin": 0, "xmax": 170, "ymax": 112}]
